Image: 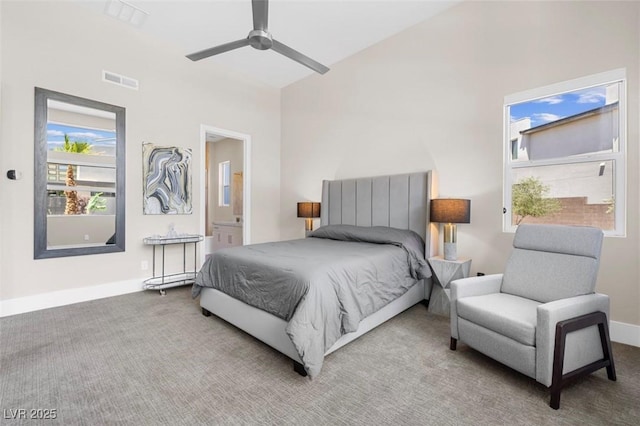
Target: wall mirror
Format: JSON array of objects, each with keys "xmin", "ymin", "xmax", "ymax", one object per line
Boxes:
[{"xmin": 34, "ymin": 88, "xmax": 125, "ymax": 259}]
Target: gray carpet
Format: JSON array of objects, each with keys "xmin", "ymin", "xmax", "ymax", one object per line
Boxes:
[{"xmin": 1, "ymin": 286, "xmax": 638, "ymax": 425}]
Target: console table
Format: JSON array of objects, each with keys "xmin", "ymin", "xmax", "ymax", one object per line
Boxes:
[{"xmin": 143, "ymin": 234, "xmax": 203, "ymax": 295}]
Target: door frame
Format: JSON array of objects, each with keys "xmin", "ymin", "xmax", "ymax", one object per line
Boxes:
[{"xmin": 199, "ymin": 124, "xmax": 251, "ymax": 265}]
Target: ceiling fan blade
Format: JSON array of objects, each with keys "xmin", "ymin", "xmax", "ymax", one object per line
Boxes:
[
  {"xmin": 271, "ymin": 39, "xmax": 330, "ymax": 74},
  {"xmin": 252, "ymin": 0, "xmax": 268, "ymax": 30},
  {"xmin": 186, "ymin": 38, "xmax": 250, "ymax": 61}
]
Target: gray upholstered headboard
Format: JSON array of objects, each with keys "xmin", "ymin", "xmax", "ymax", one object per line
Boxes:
[{"xmin": 320, "ymin": 172, "xmax": 432, "ymax": 256}]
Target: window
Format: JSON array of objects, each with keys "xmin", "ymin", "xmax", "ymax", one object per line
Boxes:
[
  {"xmin": 510, "ymin": 139, "xmax": 519, "ymax": 160},
  {"xmin": 218, "ymin": 161, "xmax": 230, "ymax": 206},
  {"xmin": 503, "ymin": 69, "xmax": 626, "ymax": 236}
]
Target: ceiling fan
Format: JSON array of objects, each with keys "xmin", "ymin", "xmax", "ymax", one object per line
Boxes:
[{"xmin": 186, "ymin": 0, "xmax": 330, "ymax": 75}]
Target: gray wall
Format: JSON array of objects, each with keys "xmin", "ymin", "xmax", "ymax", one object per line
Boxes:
[{"xmin": 280, "ymin": 1, "xmax": 640, "ymax": 326}]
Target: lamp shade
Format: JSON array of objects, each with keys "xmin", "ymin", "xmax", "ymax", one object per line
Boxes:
[
  {"xmin": 297, "ymin": 202, "xmax": 321, "ymax": 218},
  {"xmin": 430, "ymin": 199, "xmax": 471, "ymax": 224}
]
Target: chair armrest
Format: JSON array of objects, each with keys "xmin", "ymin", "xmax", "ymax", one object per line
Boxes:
[
  {"xmin": 450, "ymin": 274, "xmax": 503, "ymax": 339},
  {"xmin": 451, "ymin": 274, "xmax": 503, "ymax": 301},
  {"xmin": 535, "ymin": 293, "xmax": 610, "ymax": 387}
]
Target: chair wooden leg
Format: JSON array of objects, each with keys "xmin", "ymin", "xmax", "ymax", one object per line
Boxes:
[
  {"xmin": 550, "ymin": 311, "xmax": 615, "ymax": 410},
  {"xmin": 450, "ymin": 337, "xmax": 457, "ymax": 350},
  {"xmin": 597, "ymin": 320, "xmax": 617, "ymax": 381}
]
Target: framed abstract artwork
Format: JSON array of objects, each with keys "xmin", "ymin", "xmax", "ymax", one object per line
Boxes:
[{"xmin": 143, "ymin": 143, "xmax": 192, "ymax": 214}]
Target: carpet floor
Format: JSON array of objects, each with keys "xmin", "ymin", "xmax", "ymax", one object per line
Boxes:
[{"xmin": 1, "ymin": 286, "xmax": 638, "ymax": 425}]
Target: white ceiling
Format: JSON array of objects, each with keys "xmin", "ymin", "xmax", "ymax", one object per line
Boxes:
[{"xmin": 77, "ymin": 0, "xmax": 460, "ymax": 88}]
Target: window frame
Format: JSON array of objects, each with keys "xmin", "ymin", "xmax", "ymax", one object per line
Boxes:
[{"xmin": 503, "ymin": 68, "xmax": 626, "ymax": 237}]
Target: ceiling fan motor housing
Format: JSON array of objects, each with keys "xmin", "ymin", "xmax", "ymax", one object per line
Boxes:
[{"xmin": 248, "ymin": 29, "xmax": 273, "ymax": 50}]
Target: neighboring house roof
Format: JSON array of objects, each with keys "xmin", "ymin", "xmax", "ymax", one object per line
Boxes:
[{"xmin": 520, "ymin": 102, "xmax": 619, "ymax": 135}]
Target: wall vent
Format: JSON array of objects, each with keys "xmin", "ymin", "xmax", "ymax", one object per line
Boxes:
[{"xmin": 102, "ymin": 70, "xmax": 139, "ymax": 90}]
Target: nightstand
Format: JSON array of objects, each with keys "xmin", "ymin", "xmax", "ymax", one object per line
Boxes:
[{"xmin": 427, "ymin": 256, "xmax": 472, "ymax": 316}]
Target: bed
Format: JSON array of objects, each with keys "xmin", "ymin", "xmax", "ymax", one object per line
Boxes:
[{"xmin": 193, "ymin": 172, "xmax": 435, "ymax": 377}]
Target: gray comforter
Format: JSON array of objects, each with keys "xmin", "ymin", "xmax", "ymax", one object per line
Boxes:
[{"xmin": 193, "ymin": 225, "xmax": 431, "ymax": 377}]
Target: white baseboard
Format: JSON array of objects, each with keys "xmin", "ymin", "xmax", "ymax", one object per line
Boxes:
[
  {"xmin": 0, "ymin": 279, "xmax": 144, "ymax": 318},
  {"xmin": 610, "ymin": 320, "xmax": 640, "ymax": 348}
]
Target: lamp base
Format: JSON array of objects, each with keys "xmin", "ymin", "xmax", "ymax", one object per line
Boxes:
[
  {"xmin": 443, "ymin": 223, "xmax": 458, "ymax": 261},
  {"xmin": 444, "ymin": 242, "xmax": 457, "ymax": 261},
  {"xmin": 305, "ymin": 218, "xmax": 314, "ymax": 232}
]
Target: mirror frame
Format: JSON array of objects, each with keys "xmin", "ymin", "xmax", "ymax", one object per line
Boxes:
[{"xmin": 34, "ymin": 87, "xmax": 126, "ymax": 259}]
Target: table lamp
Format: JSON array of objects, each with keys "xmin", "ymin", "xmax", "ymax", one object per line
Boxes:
[
  {"xmin": 297, "ymin": 202, "xmax": 321, "ymax": 234},
  {"xmin": 430, "ymin": 198, "xmax": 471, "ymax": 261}
]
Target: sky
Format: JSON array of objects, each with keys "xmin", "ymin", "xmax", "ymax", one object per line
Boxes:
[
  {"xmin": 47, "ymin": 123, "xmax": 116, "ymax": 154},
  {"xmin": 510, "ymin": 85, "xmax": 608, "ymax": 129}
]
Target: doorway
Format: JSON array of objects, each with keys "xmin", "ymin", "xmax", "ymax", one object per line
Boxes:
[{"xmin": 199, "ymin": 125, "xmax": 251, "ymax": 264}]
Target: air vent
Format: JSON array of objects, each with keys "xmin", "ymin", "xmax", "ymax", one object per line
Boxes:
[
  {"xmin": 104, "ymin": 0, "xmax": 149, "ymax": 27},
  {"xmin": 102, "ymin": 70, "xmax": 139, "ymax": 90}
]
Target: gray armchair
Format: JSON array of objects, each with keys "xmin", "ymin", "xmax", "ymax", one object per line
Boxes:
[{"xmin": 450, "ymin": 224, "xmax": 616, "ymax": 409}]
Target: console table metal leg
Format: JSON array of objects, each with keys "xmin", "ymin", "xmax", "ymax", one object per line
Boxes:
[
  {"xmin": 152, "ymin": 246, "xmax": 156, "ymax": 279},
  {"xmin": 183, "ymin": 243, "xmax": 186, "ymax": 274},
  {"xmin": 160, "ymin": 245, "xmax": 166, "ymax": 295}
]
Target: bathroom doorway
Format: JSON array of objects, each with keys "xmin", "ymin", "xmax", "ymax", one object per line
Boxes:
[{"xmin": 199, "ymin": 125, "xmax": 251, "ymax": 262}]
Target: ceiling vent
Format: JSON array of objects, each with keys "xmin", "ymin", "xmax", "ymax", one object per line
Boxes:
[
  {"xmin": 104, "ymin": 0, "xmax": 149, "ymax": 27},
  {"xmin": 102, "ymin": 70, "xmax": 139, "ymax": 90}
]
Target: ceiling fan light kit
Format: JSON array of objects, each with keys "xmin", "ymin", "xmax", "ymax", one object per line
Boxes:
[{"xmin": 186, "ymin": 0, "xmax": 329, "ymax": 75}]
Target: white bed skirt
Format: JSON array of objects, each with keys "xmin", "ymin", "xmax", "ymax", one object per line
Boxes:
[{"xmin": 200, "ymin": 278, "xmax": 430, "ymax": 365}]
